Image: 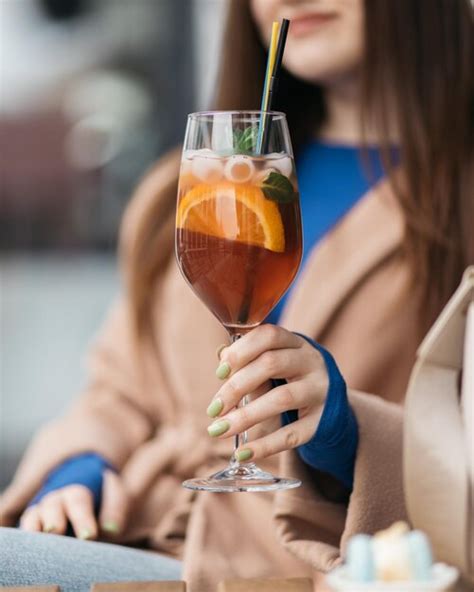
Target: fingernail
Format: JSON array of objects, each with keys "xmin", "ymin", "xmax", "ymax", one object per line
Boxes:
[
  {"xmin": 206, "ymin": 398, "xmax": 224, "ymax": 418},
  {"xmin": 216, "ymin": 343, "xmax": 227, "ymax": 360},
  {"xmin": 235, "ymin": 449, "xmax": 254, "ymax": 462},
  {"xmin": 216, "ymin": 362, "xmax": 231, "ymax": 380},
  {"xmin": 101, "ymin": 520, "xmax": 120, "ymax": 534},
  {"xmin": 44, "ymin": 524, "xmax": 55, "ymax": 533},
  {"xmin": 207, "ymin": 419, "xmax": 230, "ymax": 437},
  {"xmin": 79, "ymin": 528, "xmax": 92, "ymax": 540}
]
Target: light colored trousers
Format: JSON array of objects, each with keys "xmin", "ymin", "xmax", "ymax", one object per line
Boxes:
[{"xmin": 0, "ymin": 527, "xmax": 183, "ymax": 591}]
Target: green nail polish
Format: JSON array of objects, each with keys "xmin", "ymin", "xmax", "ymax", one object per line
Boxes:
[
  {"xmin": 235, "ymin": 449, "xmax": 254, "ymax": 462},
  {"xmin": 207, "ymin": 419, "xmax": 230, "ymax": 437},
  {"xmin": 79, "ymin": 528, "xmax": 92, "ymax": 540},
  {"xmin": 44, "ymin": 524, "xmax": 55, "ymax": 533},
  {"xmin": 215, "ymin": 362, "xmax": 231, "ymax": 380},
  {"xmin": 206, "ymin": 398, "xmax": 224, "ymax": 418},
  {"xmin": 101, "ymin": 520, "xmax": 119, "ymax": 534}
]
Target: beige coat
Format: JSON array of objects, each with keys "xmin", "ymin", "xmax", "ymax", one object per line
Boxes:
[{"xmin": 1, "ymin": 157, "xmax": 420, "ymax": 591}]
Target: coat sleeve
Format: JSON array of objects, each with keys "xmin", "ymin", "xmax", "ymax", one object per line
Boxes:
[
  {"xmin": 272, "ymin": 253, "xmax": 418, "ymax": 572},
  {"xmin": 272, "ymin": 389, "xmax": 407, "ymax": 573},
  {"xmin": 0, "ymin": 298, "xmax": 157, "ymax": 526}
]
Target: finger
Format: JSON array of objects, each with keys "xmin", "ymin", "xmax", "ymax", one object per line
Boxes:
[
  {"xmin": 19, "ymin": 505, "xmax": 42, "ymax": 532},
  {"xmin": 209, "ymin": 380, "xmax": 313, "ymax": 438},
  {"xmin": 99, "ymin": 470, "xmax": 128, "ymax": 536},
  {"xmin": 38, "ymin": 492, "xmax": 67, "ymax": 534},
  {"xmin": 248, "ymin": 380, "xmax": 272, "ymax": 400},
  {"xmin": 210, "ymin": 348, "xmax": 315, "ymax": 417},
  {"xmin": 62, "ymin": 485, "xmax": 97, "ymax": 540},
  {"xmin": 235, "ymin": 415, "xmax": 318, "ymax": 461},
  {"xmin": 217, "ymin": 325, "xmax": 303, "ymax": 378},
  {"xmin": 216, "ymin": 343, "xmax": 227, "ymax": 360}
]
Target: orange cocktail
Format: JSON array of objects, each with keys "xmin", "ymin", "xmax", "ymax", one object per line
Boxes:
[{"xmin": 176, "ymin": 149, "xmax": 302, "ymax": 332}]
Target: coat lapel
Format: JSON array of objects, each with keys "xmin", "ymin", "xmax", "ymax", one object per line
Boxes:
[{"xmin": 281, "ymin": 180, "xmax": 405, "ymax": 339}]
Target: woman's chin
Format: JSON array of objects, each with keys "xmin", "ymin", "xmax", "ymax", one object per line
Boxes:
[
  {"xmin": 285, "ymin": 36, "xmax": 361, "ymax": 81},
  {"xmin": 283, "ymin": 55, "xmax": 360, "ymax": 88}
]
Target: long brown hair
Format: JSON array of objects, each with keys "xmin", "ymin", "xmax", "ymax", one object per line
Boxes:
[{"xmin": 125, "ymin": 0, "xmax": 473, "ymax": 335}]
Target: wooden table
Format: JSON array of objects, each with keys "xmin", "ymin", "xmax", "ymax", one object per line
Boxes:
[
  {"xmin": 2, "ymin": 576, "xmax": 471, "ymax": 591},
  {"xmin": 0, "ymin": 577, "xmax": 314, "ymax": 592}
]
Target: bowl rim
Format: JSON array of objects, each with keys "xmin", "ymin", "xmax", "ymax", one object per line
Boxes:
[{"xmin": 326, "ymin": 563, "xmax": 460, "ymax": 590}]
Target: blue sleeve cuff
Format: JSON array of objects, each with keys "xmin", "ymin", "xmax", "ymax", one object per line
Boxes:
[
  {"xmin": 28, "ymin": 452, "xmax": 115, "ymax": 513},
  {"xmin": 279, "ymin": 334, "xmax": 358, "ymax": 490}
]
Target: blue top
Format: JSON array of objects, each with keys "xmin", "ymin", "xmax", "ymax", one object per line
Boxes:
[
  {"xmin": 28, "ymin": 453, "xmax": 114, "ymax": 512},
  {"xmin": 266, "ymin": 141, "xmax": 386, "ymax": 324},
  {"xmin": 28, "ymin": 142, "xmax": 388, "ymax": 512}
]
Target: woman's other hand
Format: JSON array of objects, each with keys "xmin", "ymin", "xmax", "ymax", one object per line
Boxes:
[
  {"xmin": 207, "ymin": 325, "xmax": 328, "ymax": 461},
  {"xmin": 19, "ymin": 469, "xmax": 129, "ymax": 539}
]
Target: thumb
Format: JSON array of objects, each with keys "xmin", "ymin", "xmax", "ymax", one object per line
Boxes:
[
  {"xmin": 99, "ymin": 469, "xmax": 129, "ymax": 536},
  {"xmin": 0, "ymin": 482, "xmax": 38, "ymax": 527}
]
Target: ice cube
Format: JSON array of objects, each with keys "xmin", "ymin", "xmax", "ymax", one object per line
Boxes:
[
  {"xmin": 254, "ymin": 167, "xmax": 278, "ymax": 185},
  {"xmin": 191, "ymin": 150, "xmax": 224, "ymax": 183},
  {"xmin": 268, "ymin": 153, "xmax": 293, "ymax": 177},
  {"xmin": 181, "ymin": 151, "xmax": 196, "ymax": 174},
  {"xmin": 183, "ymin": 149, "xmax": 198, "ymax": 161}
]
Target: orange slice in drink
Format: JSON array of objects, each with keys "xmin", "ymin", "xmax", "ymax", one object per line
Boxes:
[{"xmin": 177, "ymin": 183, "xmax": 285, "ymax": 253}]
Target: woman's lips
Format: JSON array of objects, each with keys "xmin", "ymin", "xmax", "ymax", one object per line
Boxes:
[{"xmin": 289, "ymin": 13, "xmax": 338, "ymax": 37}]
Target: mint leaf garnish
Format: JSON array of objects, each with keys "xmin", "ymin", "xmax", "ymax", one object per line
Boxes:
[
  {"xmin": 260, "ymin": 172, "xmax": 296, "ymax": 203},
  {"xmin": 233, "ymin": 126, "xmax": 259, "ymax": 154}
]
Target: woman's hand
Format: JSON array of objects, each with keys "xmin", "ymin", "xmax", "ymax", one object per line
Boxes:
[
  {"xmin": 207, "ymin": 325, "xmax": 328, "ymax": 461},
  {"xmin": 19, "ymin": 470, "xmax": 129, "ymax": 539}
]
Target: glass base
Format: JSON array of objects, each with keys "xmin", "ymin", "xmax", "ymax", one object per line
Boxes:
[{"xmin": 182, "ymin": 462, "xmax": 302, "ymax": 492}]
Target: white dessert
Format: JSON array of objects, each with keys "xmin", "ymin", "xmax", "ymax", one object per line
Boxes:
[{"xmin": 327, "ymin": 521, "xmax": 459, "ymax": 591}]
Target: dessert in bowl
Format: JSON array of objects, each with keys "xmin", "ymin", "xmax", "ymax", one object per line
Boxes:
[{"xmin": 327, "ymin": 522, "xmax": 459, "ymax": 591}]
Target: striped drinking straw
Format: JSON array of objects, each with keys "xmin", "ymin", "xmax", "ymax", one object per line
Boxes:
[{"xmin": 256, "ymin": 18, "xmax": 290, "ymax": 154}]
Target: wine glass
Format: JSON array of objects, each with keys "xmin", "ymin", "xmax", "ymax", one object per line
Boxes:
[{"xmin": 175, "ymin": 111, "xmax": 303, "ymax": 492}]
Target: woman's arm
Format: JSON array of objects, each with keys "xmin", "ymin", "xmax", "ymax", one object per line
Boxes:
[{"xmin": 0, "ymin": 299, "xmax": 155, "ymax": 530}]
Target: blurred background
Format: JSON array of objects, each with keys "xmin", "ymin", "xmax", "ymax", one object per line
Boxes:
[{"xmin": 0, "ymin": 0, "xmax": 227, "ymax": 488}]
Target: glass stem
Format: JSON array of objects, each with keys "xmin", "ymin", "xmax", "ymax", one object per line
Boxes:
[{"xmin": 230, "ymin": 334, "xmax": 251, "ymax": 465}]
